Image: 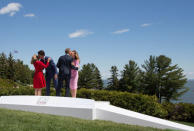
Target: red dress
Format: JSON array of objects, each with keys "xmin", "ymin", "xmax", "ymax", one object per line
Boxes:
[{"xmin": 33, "ymin": 61, "xmax": 49, "ymax": 89}]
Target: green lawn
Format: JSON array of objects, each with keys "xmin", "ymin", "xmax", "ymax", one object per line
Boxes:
[{"xmin": 0, "ymin": 108, "xmax": 174, "ymax": 131}]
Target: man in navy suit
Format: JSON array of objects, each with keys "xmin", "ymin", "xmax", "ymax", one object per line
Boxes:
[
  {"xmin": 38, "ymin": 50, "xmax": 58, "ymax": 96},
  {"xmin": 56, "ymin": 48, "xmax": 78, "ymax": 97}
]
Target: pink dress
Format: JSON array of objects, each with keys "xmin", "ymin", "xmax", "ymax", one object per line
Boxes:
[{"xmin": 70, "ymin": 60, "xmax": 79, "ymax": 90}]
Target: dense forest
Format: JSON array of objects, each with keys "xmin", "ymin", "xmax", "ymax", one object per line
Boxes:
[{"xmin": 0, "ymin": 52, "xmax": 33, "ymax": 85}]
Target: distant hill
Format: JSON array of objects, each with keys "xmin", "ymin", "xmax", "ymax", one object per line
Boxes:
[
  {"xmin": 173, "ymin": 79, "xmax": 194, "ymax": 104},
  {"xmin": 185, "ymin": 79, "xmax": 194, "ymax": 88}
]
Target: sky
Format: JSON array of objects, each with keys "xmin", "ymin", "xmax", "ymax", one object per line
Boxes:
[{"xmin": 0, "ymin": 0, "xmax": 194, "ymax": 79}]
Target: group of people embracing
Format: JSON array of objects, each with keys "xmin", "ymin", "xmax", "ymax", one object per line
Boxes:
[{"xmin": 31, "ymin": 48, "xmax": 80, "ymax": 98}]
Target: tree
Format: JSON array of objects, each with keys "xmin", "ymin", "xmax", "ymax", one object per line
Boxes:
[
  {"xmin": 141, "ymin": 56, "xmax": 158, "ymax": 95},
  {"xmin": 107, "ymin": 66, "xmax": 119, "ymax": 90},
  {"xmin": 15, "ymin": 60, "xmax": 33, "ymax": 84},
  {"xmin": 156, "ymin": 55, "xmax": 187, "ymax": 103},
  {"xmin": 7, "ymin": 53, "xmax": 16, "ymax": 81},
  {"xmin": 0, "ymin": 53, "xmax": 8, "ymax": 79},
  {"xmin": 78, "ymin": 63, "xmax": 103, "ymax": 89},
  {"xmin": 0, "ymin": 52, "xmax": 33, "ymax": 84},
  {"xmin": 94, "ymin": 67, "xmax": 103, "ymax": 90},
  {"xmin": 119, "ymin": 60, "xmax": 141, "ymax": 93},
  {"xmin": 142, "ymin": 55, "xmax": 187, "ymax": 103},
  {"xmin": 78, "ymin": 64, "xmax": 95, "ymax": 89}
]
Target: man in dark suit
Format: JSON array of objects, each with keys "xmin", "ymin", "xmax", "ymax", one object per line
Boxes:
[
  {"xmin": 56, "ymin": 48, "xmax": 78, "ymax": 97},
  {"xmin": 38, "ymin": 50, "xmax": 58, "ymax": 96}
]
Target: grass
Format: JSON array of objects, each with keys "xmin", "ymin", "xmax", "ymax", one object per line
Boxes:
[{"xmin": 0, "ymin": 108, "xmax": 174, "ymax": 131}]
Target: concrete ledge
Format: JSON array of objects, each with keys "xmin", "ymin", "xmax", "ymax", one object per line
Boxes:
[
  {"xmin": 95, "ymin": 104, "xmax": 194, "ymax": 131},
  {"xmin": 0, "ymin": 104, "xmax": 93, "ymax": 120},
  {"xmin": 0, "ymin": 96, "xmax": 95, "ymax": 120}
]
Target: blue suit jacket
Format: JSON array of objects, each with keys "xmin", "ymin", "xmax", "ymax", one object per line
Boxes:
[
  {"xmin": 57, "ymin": 54, "xmax": 78, "ymax": 77},
  {"xmin": 41, "ymin": 56, "xmax": 58, "ymax": 78}
]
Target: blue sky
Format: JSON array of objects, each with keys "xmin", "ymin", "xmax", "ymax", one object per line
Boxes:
[{"xmin": 0, "ymin": 0, "xmax": 194, "ymax": 79}]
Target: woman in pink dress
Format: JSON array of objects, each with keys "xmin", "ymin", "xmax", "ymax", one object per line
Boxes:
[{"xmin": 70, "ymin": 50, "xmax": 80, "ymax": 98}]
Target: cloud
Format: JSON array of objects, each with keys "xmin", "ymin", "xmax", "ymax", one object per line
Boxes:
[
  {"xmin": 68, "ymin": 29, "xmax": 93, "ymax": 38},
  {"xmin": 9, "ymin": 12, "xmax": 16, "ymax": 16},
  {"xmin": 112, "ymin": 29, "xmax": 130, "ymax": 34},
  {"xmin": 24, "ymin": 13, "xmax": 35, "ymax": 17},
  {"xmin": 0, "ymin": 3, "xmax": 22, "ymax": 16},
  {"xmin": 141, "ymin": 23, "xmax": 152, "ymax": 27}
]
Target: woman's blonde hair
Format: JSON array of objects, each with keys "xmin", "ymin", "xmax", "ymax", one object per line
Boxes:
[
  {"xmin": 72, "ymin": 50, "xmax": 80, "ymax": 62},
  {"xmin": 31, "ymin": 54, "xmax": 38, "ymax": 64}
]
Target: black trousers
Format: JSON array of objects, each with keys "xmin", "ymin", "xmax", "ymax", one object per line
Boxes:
[
  {"xmin": 56, "ymin": 74, "xmax": 71, "ymax": 97},
  {"xmin": 46, "ymin": 75, "xmax": 58, "ymax": 96}
]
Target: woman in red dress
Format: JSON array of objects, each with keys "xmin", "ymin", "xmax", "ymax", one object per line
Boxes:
[{"xmin": 31, "ymin": 54, "xmax": 51, "ymax": 96}]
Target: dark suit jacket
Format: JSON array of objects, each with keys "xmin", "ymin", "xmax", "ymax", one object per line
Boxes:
[
  {"xmin": 41, "ymin": 56, "xmax": 58, "ymax": 77},
  {"xmin": 57, "ymin": 54, "xmax": 78, "ymax": 77}
]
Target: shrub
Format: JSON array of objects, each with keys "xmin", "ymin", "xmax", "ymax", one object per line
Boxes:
[
  {"xmin": 77, "ymin": 88, "xmax": 168, "ymax": 118},
  {"xmin": 0, "ymin": 78, "xmax": 17, "ymax": 88},
  {"xmin": 163, "ymin": 102, "xmax": 194, "ymax": 122}
]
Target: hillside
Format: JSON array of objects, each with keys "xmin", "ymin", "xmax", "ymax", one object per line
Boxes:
[{"xmin": 0, "ymin": 78, "xmax": 18, "ymax": 88}]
